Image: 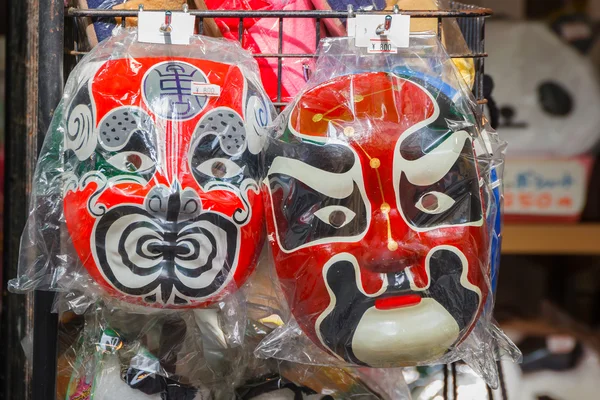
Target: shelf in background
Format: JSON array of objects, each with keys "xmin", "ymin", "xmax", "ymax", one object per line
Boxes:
[{"xmin": 502, "ymin": 224, "xmax": 600, "ymax": 255}]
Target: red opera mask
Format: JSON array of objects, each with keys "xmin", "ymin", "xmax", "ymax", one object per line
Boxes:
[
  {"xmin": 264, "ymin": 72, "xmax": 488, "ymax": 366},
  {"xmin": 63, "ymin": 57, "xmax": 271, "ymax": 308}
]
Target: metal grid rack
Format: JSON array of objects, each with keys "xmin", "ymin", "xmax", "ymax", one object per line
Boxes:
[{"xmin": 2, "ymin": 1, "xmax": 504, "ymax": 399}]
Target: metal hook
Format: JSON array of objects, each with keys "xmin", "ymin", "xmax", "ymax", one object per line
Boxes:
[
  {"xmin": 160, "ymin": 11, "xmax": 173, "ymax": 33},
  {"xmin": 182, "ymin": 3, "xmax": 189, "ymax": 13},
  {"xmin": 302, "ymin": 64, "xmax": 310, "ymax": 82},
  {"xmin": 138, "ymin": 4, "xmax": 144, "ymax": 11},
  {"xmin": 393, "ymin": 4, "xmax": 400, "ymax": 14},
  {"xmin": 347, "ymin": 4, "xmax": 354, "ymax": 18},
  {"xmin": 375, "ymin": 15, "xmax": 392, "ymax": 35}
]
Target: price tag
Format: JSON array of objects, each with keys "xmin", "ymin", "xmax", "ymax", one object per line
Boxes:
[
  {"xmin": 353, "ymin": 14, "xmax": 411, "ymax": 50},
  {"xmin": 138, "ymin": 11, "xmax": 195, "ymax": 45},
  {"xmin": 367, "ymin": 38, "xmax": 397, "ymax": 54},
  {"xmin": 191, "ymin": 82, "xmax": 221, "ymax": 97}
]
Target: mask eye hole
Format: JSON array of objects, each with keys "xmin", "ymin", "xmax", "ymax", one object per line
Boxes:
[
  {"xmin": 314, "ymin": 205, "xmax": 356, "ymax": 229},
  {"xmin": 421, "ymin": 193, "xmax": 439, "ymax": 211},
  {"xmin": 106, "ymin": 151, "xmax": 155, "ymax": 173},
  {"xmin": 210, "ymin": 161, "xmax": 228, "ymax": 178},
  {"xmin": 125, "ymin": 154, "xmax": 143, "ymax": 171},
  {"xmin": 415, "ymin": 191, "xmax": 455, "ymax": 215},
  {"xmin": 328, "ymin": 210, "xmax": 347, "ymax": 228},
  {"xmin": 196, "ymin": 158, "xmax": 243, "ymax": 179}
]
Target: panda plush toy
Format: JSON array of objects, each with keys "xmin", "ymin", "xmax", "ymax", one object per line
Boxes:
[{"xmin": 486, "ymin": 21, "xmax": 600, "ymax": 156}]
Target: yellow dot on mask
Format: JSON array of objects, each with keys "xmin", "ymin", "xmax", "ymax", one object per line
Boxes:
[
  {"xmin": 370, "ymin": 158, "xmax": 381, "ymax": 169},
  {"xmin": 312, "ymin": 114, "xmax": 323, "ymax": 123},
  {"xmin": 387, "ymin": 241, "xmax": 399, "ymax": 251},
  {"xmin": 380, "ymin": 203, "xmax": 390, "ymax": 213},
  {"xmin": 344, "ymin": 126, "xmax": 355, "ymax": 137},
  {"xmin": 354, "ymin": 95, "xmax": 364, "ymax": 103}
]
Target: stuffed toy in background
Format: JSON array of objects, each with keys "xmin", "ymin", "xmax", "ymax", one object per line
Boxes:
[{"xmin": 486, "ymin": 21, "xmax": 600, "ymax": 156}]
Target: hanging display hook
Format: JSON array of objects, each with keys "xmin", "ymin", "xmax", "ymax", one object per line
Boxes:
[
  {"xmin": 376, "ymin": 15, "xmax": 392, "ymax": 35},
  {"xmin": 160, "ymin": 11, "xmax": 173, "ymax": 33}
]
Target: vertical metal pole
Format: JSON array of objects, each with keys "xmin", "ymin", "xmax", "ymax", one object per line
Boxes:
[
  {"xmin": 31, "ymin": 0, "xmax": 63, "ymax": 398},
  {"xmin": 0, "ymin": 0, "xmax": 39, "ymax": 396}
]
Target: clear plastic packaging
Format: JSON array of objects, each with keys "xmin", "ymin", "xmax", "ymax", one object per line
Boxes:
[
  {"xmin": 257, "ymin": 36, "xmax": 520, "ymax": 388},
  {"xmin": 57, "ymin": 301, "xmax": 246, "ymax": 399},
  {"xmin": 310, "ymin": 0, "xmax": 476, "ymax": 88},
  {"xmin": 9, "ymin": 28, "xmax": 274, "ymax": 310}
]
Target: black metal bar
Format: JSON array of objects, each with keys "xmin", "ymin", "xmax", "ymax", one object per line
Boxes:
[
  {"xmin": 451, "ymin": 363, "xmax": 458, "ymax": 399},
  {"xmin": 277, "ymin": 17, "xmax": 283, "ymax": 104},
  {"xmin": 315, "ymin": 17, "xmax": 321, "ymax": 49},
  {"xmin": 66, "ymin": 8, "xmax": 493, "ymax": 18},
  {"xmin": 238, "ymin": 18, "xmax": 244, "ymax": 43},
  {"xmin": 443, "ymin": 364, "xmax": 449, "ymax": 399},
  {"xmin": 32, "ymin": 0, "xmax": 64, "ymax": 398},
  {"xmin": 487, "ymin": 383, "xmax": 495, "ymax": 400},
  {"xmin": 0, "ymin": 0, "xmax": 37, "ymax": 396},
  {"xmin": 497, "ymin": 361, "xmax": 508, "ymax": 400},
  {"xmin": 66, "ymin": 49, "xmax": 488, "ymax": 59}
]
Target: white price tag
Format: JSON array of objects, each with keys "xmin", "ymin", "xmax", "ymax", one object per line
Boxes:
[
  {"xmin": 138, "ymin": 11, "xmax": 195, "ymax": 45},
  {"xmin": 354, "ymin": 14, "xmax": 410, "ymax": 49},
  {"xmin": 367, "ymin": 38, "xmax": 397, "ymax": 54},
  {"xmin": 191, "ymin": 82, "xmax": 221, "ymax": 97}
]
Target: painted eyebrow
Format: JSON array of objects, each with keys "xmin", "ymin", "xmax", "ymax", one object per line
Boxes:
[
  {"xmin": 397, "ymin": 130, "xmax": 471, "ymax": 186},
  {"xmin": 268, "ymin": 157, "xmax": 355, "ymax": 199},
  {"xmin": 191, "ymin": 135, "xmax": 230, "ymax": 160}
]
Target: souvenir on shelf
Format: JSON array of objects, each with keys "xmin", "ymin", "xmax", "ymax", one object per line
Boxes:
[
  {"xmin": 10, "ymin": 28, "xmax": 274, "ymax": 309},
  {"xmin": 258, "ymin": 36, "xmax": 518, "ymax": 386}
]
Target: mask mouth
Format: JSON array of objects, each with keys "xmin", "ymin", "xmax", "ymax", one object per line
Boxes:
[
  {"xmin": 374, "ymin": 293, "xmax": 422, "ymax": 310},
  {"xmin": 315, "ymin": 247, "xmax": 481, "ymax": 364}
]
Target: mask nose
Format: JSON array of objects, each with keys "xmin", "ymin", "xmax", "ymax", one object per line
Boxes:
[
  {"xmin": 358, "ymin": 211, "xmax": 426, "ymax": 274},
  {"xmin": 144, "ymin": 181, "xmax": 202, "ymax": 223}
]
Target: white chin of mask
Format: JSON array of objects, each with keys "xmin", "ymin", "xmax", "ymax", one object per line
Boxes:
[{"xmin": 351, "ymin": 298, "xmax": 460, "ymax": 366}]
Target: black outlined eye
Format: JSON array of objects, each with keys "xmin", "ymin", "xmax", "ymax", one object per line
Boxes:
[
  {"xmin": 196, "ymin": 158, "xmax": 244, "ymax": 179},
  {"xmin": 415, "ymin": 191, "xmax": 456, "ymax": 214},
  {"xmin": 314, "ymin": 205, "xmax": 356, "ymax": 229},
  {"xmin": 106, "ymin": 151, "xmax": 155, "ymax": 173}
]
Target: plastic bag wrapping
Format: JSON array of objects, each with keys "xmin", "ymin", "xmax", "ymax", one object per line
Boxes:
[
  {"xmin": 309, "ymin": 0, "xmax": 476, "ymax": 88},
  {"xmin": 9, "ymin": 28, "xmax": 274, "ymax": 313},
  {"xmin": 239, "ymin": 256, "xmax": 412, "ymax": 399},
  {"xmin": 486, "ymin": 21, "xmax": 600, "ymax": 156},
  {"xmin": 257, "ymin": 35, "xmax": 519, "ymax": 387},
  {"xmin": 204, "ymin": 0, "xmax": 319, "ymax": 103},
  {"xmin": 55, "ymin": 300, "xmax": 249, "ymax": 399}
]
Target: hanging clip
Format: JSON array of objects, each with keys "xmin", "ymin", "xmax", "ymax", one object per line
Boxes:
[
  {"xmin": 160, "ymin": 11, "xmax": 173, "ymax": 33},
  {"xmin": 183, "ymin": 3, "xmax": 189, "ymax": 13},
  {"xmin": 302, "ymin": 64, "xmax": 310, "ymax": 82},
  {"xmin": 347, "ymin": 4, "xmax": 354, "ymax": 18},
  {"xmin": 376, "ymin": 15, "xmax": 392, "ymax": 35}
]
